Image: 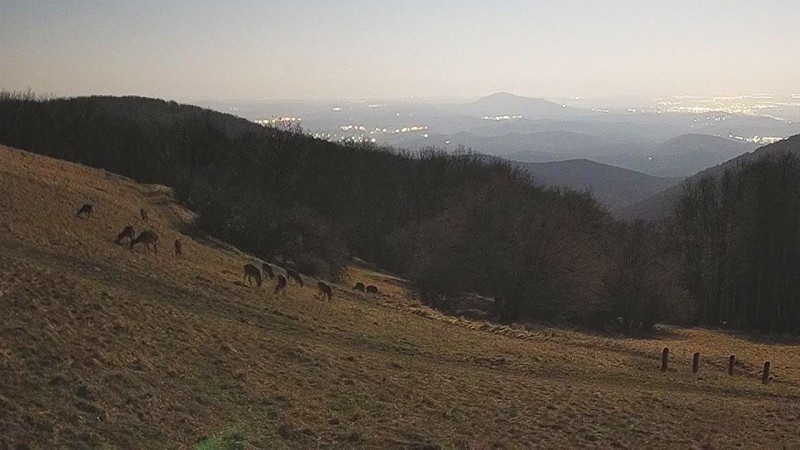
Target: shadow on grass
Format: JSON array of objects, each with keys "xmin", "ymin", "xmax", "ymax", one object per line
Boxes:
[{"xmin": 733, "ymin": 330, "xmax": 800, "ymax": 346}]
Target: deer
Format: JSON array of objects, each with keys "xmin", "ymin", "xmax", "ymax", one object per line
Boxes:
[
  {"xmin": 130, "ymin": 230, "xmax": 159, "ymax": 254},
  {"xmin": 317, "ymin": 280, "xmax": 332, "ymax": 301},
  {"xmin": 261, "ymin": 263, "xmax": 275, "ymax": 279},
  {"xmin": 353, "ymin": 282, "xmax": 366, "ymax": 292},
  {"xmin": 116, "ymin": 225, "xmax": 135, "ymax": 244},
  {"xmin": 243, "ymin": 263, "xmax": 262, "ymax": 287},
  {"xmin": 140, "ymin": 207, "xmax": 148, "ymax": 221},
  {"xmin": 366, "ymin": 285, "xmax": 380, "ymax": 295},
  {"xmin": 286, "ymin": 268, "xmax": 304, "ymax": 286},
  {"xmin": 274, "ymin": 274, "xmax": 287, "ymax": 295},
  {"xmin": 76, "ymin": 203, "xmax": 93, "ymax": 218},
  {"xmin": 174, "ymin": 239, "xmax": 182, "ymax": 257}
]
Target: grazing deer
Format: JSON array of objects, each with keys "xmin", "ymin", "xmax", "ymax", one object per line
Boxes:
[
  {"xmin": 317, "ymin": 280, "xmax": 332, "ymax": 301},
  {"xmin": 274, "ymin": 274, "xmax": 287, "ymax": 295},
  {"xmin": 366, "ymin": 285, "xmax": 380, "ymax": 295},
  {"xmin": 140, "ymin": 207, "xmax": 148, "ymax": 221},
  {"xmin": 243, "ymin": 263, "xmax": 262, "ymax": 287},
  {"xmin": 353, "ymin": 282, "xmax": 366, "ymax": 292},
  {"xmin": 116, "ymin": 225, "xmax": 135, "ymax": 244},
  {"xmin": 130, "ymin": 230, "xmax": 159, "ymax": 254},
  {"xmin": 261, "ymin": 263, "xmax": 275, "ymax": 279},
  {"xmin": 76, "ymin": 203, "xmax": 93, "ymax": 218},
  {"xmin": 174, "ymin": 239, "xmax": 182, "ymax": 257},
  {"xmin": 286, "ymin": 268, "xmax": 304, "ymax": 286}
]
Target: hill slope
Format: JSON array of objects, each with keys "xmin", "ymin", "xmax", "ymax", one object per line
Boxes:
[
  {"xmin": 511, "ymin": 159, "xmax": 681, "ymax": 209},
  {"xmin": 2, "ymin": 144, "xmax": 800, "ymax": 448},
  {"xmin": 618, "ymin": 135, "xmax": 800, "ymax": 220}
]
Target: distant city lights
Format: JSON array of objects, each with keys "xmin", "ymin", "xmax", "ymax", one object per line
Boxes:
[
  {"xmin": 729, "ymin": 135, "xmax": 786, "ymax": 145},
  {"xmin": 481, "ymin": 115, "xmax": 523, "ymax": 121},
  {"xmin": 254, "ymin": 116, "xmax": 301, "ymax": 126}
]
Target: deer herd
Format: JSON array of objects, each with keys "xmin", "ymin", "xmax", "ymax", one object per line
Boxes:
[
  {"xmin": 76, "ymin": 202, "xmax": 380, "ymax": 303},
  {"xmin": 240, "ymin": 258, "xmax": 380, "ymax": 302}
]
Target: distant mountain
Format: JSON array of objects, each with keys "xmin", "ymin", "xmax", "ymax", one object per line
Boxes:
[
  {"xmin": 510, "ymin": 158, "xmax": 681, "ymax": 209},
  {"xmin": 616, "ymin": 134, "xmax": 800, "ymax": 221},
  {"xmin": 401, "ymin": 130, "xmax": 620, "ymax": 161},
  {"xmin": 449, "ymin": 92, "xmax": 589, "ymax": 120},
  {"xmin": 595, "ymin": 134, "xmax": 756, "ymax": 178},
  {"xmin": 647, "ymin": 134, "xmax": 756, "ymax": 177},
  {"xmin": 398, "ymin": 130, "xmax": 752, "ymax": 179}
]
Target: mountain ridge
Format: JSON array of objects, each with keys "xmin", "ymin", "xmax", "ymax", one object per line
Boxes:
[
  {"xmin": 616, "ymin": 134, "xmax": 800, "ymax": 220},
  {"xmin": 510, "ymin": 158, "xmax": 682, "ymax": 209},
  {"xmin": 449, "ymin": 92, "xmax": 589, "ymax": 119}
]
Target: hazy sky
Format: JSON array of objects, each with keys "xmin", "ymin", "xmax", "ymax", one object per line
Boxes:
[{"xmin": 1, "ymin": 0, "xmax": 798, "ymax": 101}]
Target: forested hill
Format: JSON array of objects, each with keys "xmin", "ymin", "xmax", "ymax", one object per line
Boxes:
[{"xmin": 0, "ymin": 94, "xmax": 690, "ymax": 327}]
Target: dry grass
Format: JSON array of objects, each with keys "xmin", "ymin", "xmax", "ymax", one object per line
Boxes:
[{"xmin": 1, "ymin": 144, "xmax": 800, "ymax": 449}]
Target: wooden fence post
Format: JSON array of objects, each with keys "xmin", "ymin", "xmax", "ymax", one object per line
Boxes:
[
  {"xmin": 661, "ymin": 347, "xmax": 669, "ymax": 372},
  {"xmin": 692, "ymin": 352, "xmax": 700, "ymax": 373},
  {"xmin": 762, "ymin": 362, "xmax": 770, "ymax": 384},
  {"xmin": 728, "ymin": 355, "xmax": 735, "ymax": 376}
]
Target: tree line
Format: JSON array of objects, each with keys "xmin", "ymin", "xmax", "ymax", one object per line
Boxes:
[{"xmin": 668, "ymin": 148, "xmax": 800, "ymax": 333}]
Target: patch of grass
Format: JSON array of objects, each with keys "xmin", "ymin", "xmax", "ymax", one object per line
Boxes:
[{"xmin": 196, "ymin": 428, "xmax": 246, "ymax": 450}]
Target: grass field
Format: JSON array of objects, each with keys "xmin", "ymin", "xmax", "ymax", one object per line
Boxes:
[{"xmin": 1, "ymin": 144, "xmax": 800, "ymax": 449}]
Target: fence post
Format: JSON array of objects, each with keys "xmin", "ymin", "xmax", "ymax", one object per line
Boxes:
[
  {"xmin": 661, "ymin": 347, "xmax": 669, "ymax": 372},
  {"xmin": 692, "ymin": 352, "xmax": 700, "ymax": 373},
  {"xmin": 728, "ymin": 355, "xmax": 735, "ymax": 376},
  {"xmin": 762, "ymin": 362, "xmax": 770, "ymax": 384}
]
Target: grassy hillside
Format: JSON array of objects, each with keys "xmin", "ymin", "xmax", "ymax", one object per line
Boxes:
[{"xmin": 3, "ymin": 146, "xmax": 800, "ymax": 448}]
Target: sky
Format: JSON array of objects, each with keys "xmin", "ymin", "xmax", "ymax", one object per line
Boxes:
[{"xmin": 1, "ymin": 0, "xmax": 799, "ymax": 101}]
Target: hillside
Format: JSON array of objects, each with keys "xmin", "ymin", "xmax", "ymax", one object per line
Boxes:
[
  {"xmin": 618, "ymin": 134, "xmax": 800, "ymax": 221},
  {"xmin": 511, "ymin": 159, "xmax": 681, "ymax": 209},
  {"xmin": 3, "ymin": 147, "xmax": 800, "ymax": 448}
]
